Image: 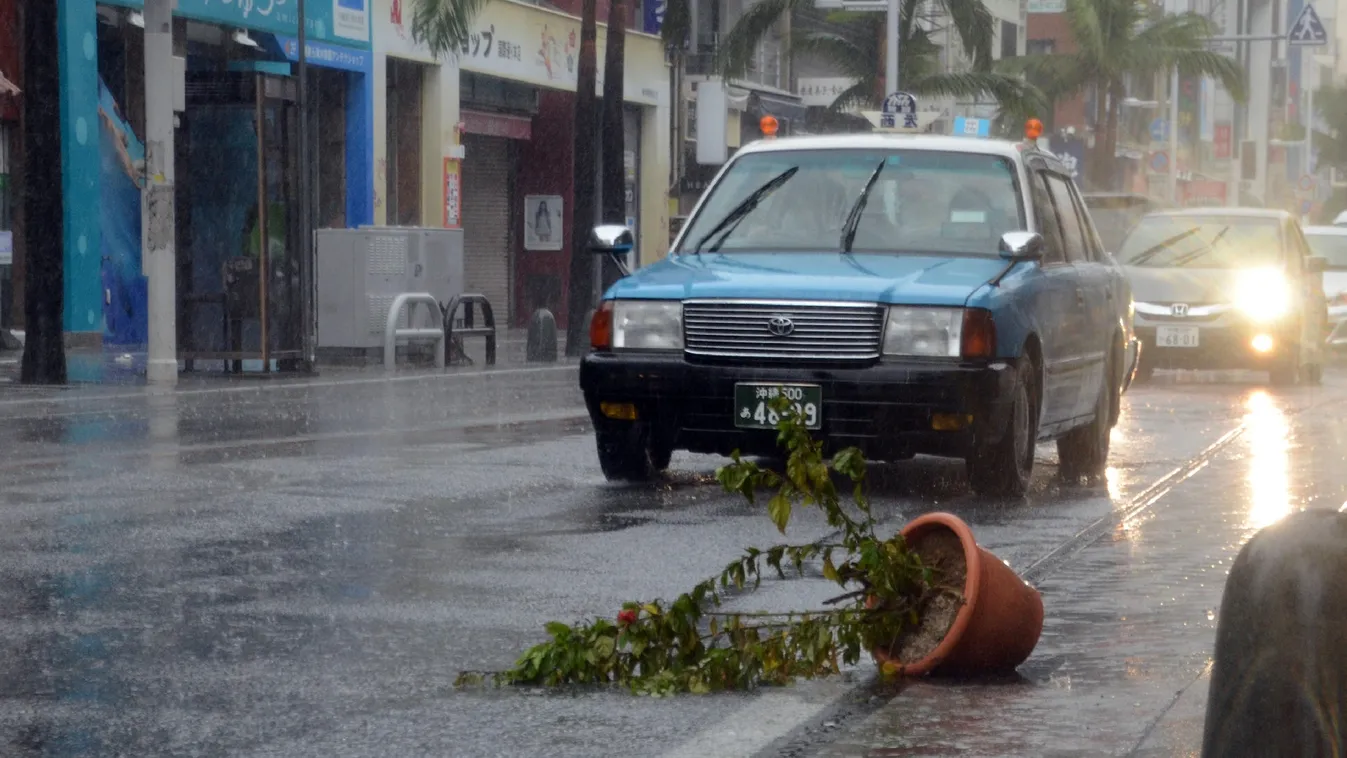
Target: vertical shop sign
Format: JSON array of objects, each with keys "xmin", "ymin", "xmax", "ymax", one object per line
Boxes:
[
  {"xmin": 443, "ymin": 158, "xmax": 462, "ymax": 229},
  {"xmin": 1214, "ymin": 123, "xmax": 1232, "ymax": 160}
]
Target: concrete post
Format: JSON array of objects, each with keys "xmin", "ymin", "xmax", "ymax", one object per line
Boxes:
[
  {"xmin": 142, "ymin": 0, "xmax": 177, "ymax": 385},
  {"xmin": 886, "ymin": 0, "xmax": 900, "ymax": 94}
]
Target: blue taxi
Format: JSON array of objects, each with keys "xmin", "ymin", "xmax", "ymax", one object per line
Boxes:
[{"xmin": 579, "ymin": 132, "xmax": 1139, "ymax": 496}]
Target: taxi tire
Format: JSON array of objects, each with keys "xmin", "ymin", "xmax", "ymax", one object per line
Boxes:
[
  {"xmin": 1057, "ymin": 364, "xmax": 1113, "ymax": 481},
  {"xmin": 1269, "ymin": 351, "xmax": 1300, "ymax": 387},
  {"xmin": 596, "ymin": 423, "xmax": 670, "ymax": 482},
  {"xmin": 967, "ymin": 358, "xmax": 1038, "ymax": 498}
]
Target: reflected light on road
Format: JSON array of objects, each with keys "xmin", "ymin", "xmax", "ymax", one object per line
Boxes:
[
  {"xmin": 1243, "ymin": 390, "xmax": 1291, "ymax": 531},
  {"xmin": 1105, "ymin": 466, "xmax": 1123, "ymax": 502}
]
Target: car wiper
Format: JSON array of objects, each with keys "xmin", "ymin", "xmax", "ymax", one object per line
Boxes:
[
  {"xmin": 1169, "ymin": 225, "xmax": 1231, "ymax": 267},
  {"xmin": 692, "ymin": 166, "xmax": 799, "ymax": 254},
  {"xmin": 1124, "ymin": 226, "xmax": 1201, "ymax": 267},
  {"xmin": 839, "ymin": 160, "xmax": 887, "ymax": 254}
]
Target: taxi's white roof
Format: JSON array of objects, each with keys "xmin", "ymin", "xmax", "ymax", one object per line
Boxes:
[
  {"xmin": 1304, "ymin": 225, "xmax": 1347, "ymax": 236},
  {"xmin": 733, "ymin": 133, "xmax": 1035, "ymax": 162}
]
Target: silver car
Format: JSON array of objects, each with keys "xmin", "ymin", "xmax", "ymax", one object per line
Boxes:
[
  {"xmin": 1302, "ymin": 225, "xmax": 1347, "ymax": 350},
  {"xmin": 1116, "ymin": 208, "xmax": 1327, "ymax": 385}
]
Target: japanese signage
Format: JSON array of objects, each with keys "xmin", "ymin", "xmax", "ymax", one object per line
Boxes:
[
  {"xmin": 99, "ymin": 0, "xmax": 371, "ymax": 47},
  {"xmin": 643, "ymin": 0, "xmax": 666, "ymax": 35},
  {"xmin": 377, "ymin": 0, "xmax": 434, "ymax": 60},
  {"xmin": 880, "ymin": 91, "xmax": 918, "ymax": 129},
  {"xmin": 277, "ymin": 36, "xmax": 372, "ymax": 71},
  {"xmin": 443, "ymin": 159, "xmax": 462, "ymax": 229},
  {"xmin": 797, "ymin": 78, "xmax": 856, "ymax": 107},
  {"xmin": 458, "ymin": 1, "xmax": 665, "ymax": 106},
  {"xmin": 1027, "ymin": 0, "xmax": 1067, "ymax": 12},
  {"xmin": 1214, "ymin": 122, "xmax": 1232, "ymax": 160}
]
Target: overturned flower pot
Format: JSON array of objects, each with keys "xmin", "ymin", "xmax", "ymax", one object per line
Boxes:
[{"xmin": 869, "ymin": 512, "xmax": 1044, "ymax": 677}]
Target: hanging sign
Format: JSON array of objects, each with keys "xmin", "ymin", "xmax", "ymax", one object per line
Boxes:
[{"xmin": 443, "ymin": 158, "xmax": 462, "ymax": 229}]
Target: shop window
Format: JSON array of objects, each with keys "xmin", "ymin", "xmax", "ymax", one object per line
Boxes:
[{"xmin": 386, "ymin": 58, "xmax": 425, "ymax": 226}]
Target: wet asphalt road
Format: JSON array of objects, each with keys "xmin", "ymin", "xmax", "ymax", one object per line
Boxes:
[{"xmin": 1, "ymin": 363, "xmax": 1345, "ymax": 757}]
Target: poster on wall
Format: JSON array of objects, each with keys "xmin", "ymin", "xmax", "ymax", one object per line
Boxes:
[
  {"xmin": 524, "ymin": 194, "xmax": 564, "ymax": 251},
  {"xmin": 443, "ymin": 158, "xmax": 462, "ymax": 229}
]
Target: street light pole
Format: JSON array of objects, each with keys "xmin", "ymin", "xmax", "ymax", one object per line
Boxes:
[
  {"xmin": 886, "ymin": 0, "xmax": 900, "ymax": 93},
  {"xmin": 143, "ymin": 0, "xmax": 177, "ymax": 386},
  {"xmin": 1169, "ymin": 66, "xmax": 1180, "ymax": 204}
]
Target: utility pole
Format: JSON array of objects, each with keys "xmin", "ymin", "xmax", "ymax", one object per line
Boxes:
[
  {"xmin": 886, "ymin": 0, "xmax": 900, "ymax": 93},
  {"xmin": 298, "ymin": 0, "xmax": 314, "ymax": 368},
  {"xmin": 1169, "ymin": 67, "xmax": 1180, "ymax": 204},
  {"xmin": 143, "ymin": 0, "xmax": 177, "ymax": 385}
]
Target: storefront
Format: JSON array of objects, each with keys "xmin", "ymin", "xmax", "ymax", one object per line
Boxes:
[
  {"xmin": 57, "ymin": 0, "xmax": 374, "ymax": 352},
  {"xmin": 372, "ymin": 0, "xmax": 669, "ymax": 329}
]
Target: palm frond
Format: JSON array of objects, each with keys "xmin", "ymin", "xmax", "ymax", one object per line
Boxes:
[
  {"xmin": 1062, "ymin": 0, "xmax": 1106, "ymax": 62},
  {"xmin": 907, "ymin": 71, "xmax": 1049, "ymax": 116},
  {"xmin": 790, "ymin": 31, "xmax": 876, "ymax": 80},
  {"xmin": 932, "ymin": 0, "xmax": 996, "ymax": 68},
  {"xmin": 831, "ymin": 79, "xmax": 882, "ymax": 112},
  {"xmin": 411, "ymin": 0, "xmax": 493, "ymax": 58},
  {"xmin": 661, "ymin": 0, "xmax": 691, "ymax": 48},
  {"xmin": 999, "ymin": 52, "xmax": 1093, "ymax": 100},
  {"xmin": 715, "ymin": 0, "xmax": 810, "ymax": 80}
]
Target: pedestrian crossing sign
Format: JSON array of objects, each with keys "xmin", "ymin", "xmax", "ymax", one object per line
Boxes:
[{"xmin": 1289, "ymin": 3, "xmax": 1328, "ymax": 46}]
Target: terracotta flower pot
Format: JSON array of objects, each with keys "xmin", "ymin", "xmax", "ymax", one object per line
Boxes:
[{"xmin": 869, "ymin": 512, "xmax": 1044, "ymax": 677}]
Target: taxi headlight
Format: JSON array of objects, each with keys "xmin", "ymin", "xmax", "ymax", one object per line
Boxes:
[
  {"xmin": 611, "ymin": 301, "xmax": 683, "ymax": 350},
  {"xmin": 1234, "ymin": 267, "xmax": 1290, "ymax": 322},
  {"xmin": 883, "ymin": 307, "xmax": 963, "ymax": 357}
]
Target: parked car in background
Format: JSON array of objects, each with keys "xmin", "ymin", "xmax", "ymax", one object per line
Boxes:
[
  {"xmin": 580, "ymin": 132, "xmax": 1139, "ymax": 497},
  {"xmin": 1302, "ymin": 225, "xmax": 1347, "ymax": 351},
  {"xmin": 1083, "ymin": 193, "xmax": 1168, "ymax": 254},
  {"xmin": 1118, "ymin": 208, "xmax": 1327, "ymax": 385}
]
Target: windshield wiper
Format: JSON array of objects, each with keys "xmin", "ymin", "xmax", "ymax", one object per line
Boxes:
[
  {"xmin": 839, "ymin": 160, "xmax": 887, "ymax": 254},
  {"xmin": 1169, "ymin": 225, "xmax": 1231, "ymax": 267},
  {"xmin": 1125, "ymin": 226, "xmax": 1202, "ymax": 267},
  {"xmin": 692, "ymin": 166, "xmax": 799, "ymax": 253}
]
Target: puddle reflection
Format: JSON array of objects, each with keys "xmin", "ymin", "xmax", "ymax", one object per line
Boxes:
[{"xmin": 1243, "ymin": 390, "xmax": 1291, "ymax": 532}]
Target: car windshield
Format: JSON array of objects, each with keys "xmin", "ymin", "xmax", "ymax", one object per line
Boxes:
[
  {"xmin": 1305, "ymin": 232, "xmax": 1347, "ymax": 269},
  {"xmin": 1117, "ymin": 215, "xmax": 1283, "ymax": 268},
  {"xmin": 674, "ymin": 148, "xmax": 1024, "ymax": 256}
]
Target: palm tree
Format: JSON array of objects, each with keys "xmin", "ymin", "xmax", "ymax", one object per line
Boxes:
[
  {"xmin": 1002, "ymin": 0, "xmax": 1245, "ymax": 189},
  {"xmin": 713, "ymin": 0, "xmax": 1045, "ymax": 123}
]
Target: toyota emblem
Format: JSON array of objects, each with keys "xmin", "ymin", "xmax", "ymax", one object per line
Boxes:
[
  {"xmin": 1171, "ymin": 303, "xmax": 1190, "ymax": 317},
  {"xmin": 767, "ymin": 315, "xmax": 795, "ymax": 337}
]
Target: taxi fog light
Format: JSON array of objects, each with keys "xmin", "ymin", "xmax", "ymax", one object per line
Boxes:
[
  {"xmin": 600, "ymin": 402, "xmax": 639, "ymax": 421},
  {"xmin": 1251, "ymin": 334, "xmax": 1275, "ymax": 353},
  {"xmin": 932, "ymin": 413, "xmax": 973, "ymax": 431}
]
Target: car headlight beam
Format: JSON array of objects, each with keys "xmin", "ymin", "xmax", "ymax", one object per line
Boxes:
[
  {"xmin": 1234, "ymin": 267, "xmax": 1290, "ymax": 322},
  {"xmin": 611, "ymin": 301, "xmax": 684, "ymax": 350},
  {"xmin": 882, "ymin": 306, "xmax": 963, "ymax": 358}
]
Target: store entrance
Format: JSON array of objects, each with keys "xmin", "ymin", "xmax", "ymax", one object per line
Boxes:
[{"xmin": 178, "ymin": 71, "xmax": 305, "ymax": 372}]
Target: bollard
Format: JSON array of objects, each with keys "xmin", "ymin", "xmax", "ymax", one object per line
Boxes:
[
  {"xmin": 526, "ymin": 308, "xmax": 558, "ymax": 363},
  {"xmin": 1201, "ymin": 508, "xmax": 1347, "ymax": 757}
]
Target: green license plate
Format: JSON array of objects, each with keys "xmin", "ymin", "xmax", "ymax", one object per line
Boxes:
[{"xmin": 733, "ymin": 384, "xmax": 823, "ymax": 430}]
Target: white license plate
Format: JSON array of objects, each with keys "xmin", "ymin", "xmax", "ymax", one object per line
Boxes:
[{"xmin": 1156, "ymin": 326, "xmax": 1200, "ymax": 348}]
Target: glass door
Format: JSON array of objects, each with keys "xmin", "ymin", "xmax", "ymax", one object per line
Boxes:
[{"xmin": 253, "ymin": 73, "xmax": 304, "ymax": 369}]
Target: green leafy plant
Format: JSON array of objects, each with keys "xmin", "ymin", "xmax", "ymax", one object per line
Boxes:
[{"xmin": 455, "ymin": 397, "xmax": 964, "ymax": 694}]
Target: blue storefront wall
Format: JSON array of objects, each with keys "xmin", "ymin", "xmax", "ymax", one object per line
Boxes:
[{"xmin": 58, "ymin": 0, "xmax": 373, "ymax": 337}]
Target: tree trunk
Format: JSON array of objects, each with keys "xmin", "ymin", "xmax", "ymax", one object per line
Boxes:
[
  {"xmin": 20, "ymin": 0, "xmax": 67, "ymax": 383},
  {"xmin": 600, "ymin": 0, "xmax": 627, "ymax": 293},
  {"xmin": 1105, "ymin": 80, "xmax": 1124, "ymax": 191},
  {"xmin": 1088, "ymin": 81, "xmax": 1110, "ymax": 190},
  {"xmin": 564, "ymin": 0, "xmax": 600, "ymax": 356}
]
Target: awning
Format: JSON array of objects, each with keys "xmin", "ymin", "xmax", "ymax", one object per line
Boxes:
[{"xmin": 746, "ymin": 90, "xmax": 807, "ymax": 125}]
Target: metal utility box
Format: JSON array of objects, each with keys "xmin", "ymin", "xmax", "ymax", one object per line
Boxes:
[{"xmin": 314, "ymin": 227, "xmax": 465, "ymax": 349}]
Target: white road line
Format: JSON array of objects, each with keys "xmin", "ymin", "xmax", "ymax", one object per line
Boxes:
[{"xmin": 660, "ymin": 687, "xmax": 851, "ymax": 758}]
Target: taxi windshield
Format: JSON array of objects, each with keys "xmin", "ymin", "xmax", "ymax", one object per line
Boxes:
[
  {"xmin": 674, "ymin": 148, "xmax": 1025, "ymax": 256},
  {"xmin": 1117, "ymin": 215, "xmax": 1283, "ymax": 269}
]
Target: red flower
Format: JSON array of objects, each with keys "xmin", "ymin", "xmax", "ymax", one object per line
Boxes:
[{"xmin": 617, "ymin": 609, "xmax": 638, "ymax": 627}]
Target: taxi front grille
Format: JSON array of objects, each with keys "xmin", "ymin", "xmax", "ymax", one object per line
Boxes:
[{"xmin": 682, "ymin": 300, "xmax": 885, "ymax": 361}]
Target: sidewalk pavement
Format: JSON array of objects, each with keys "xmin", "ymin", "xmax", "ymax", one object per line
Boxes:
[{"xmin": 811, "ymin": 387, "xmax": 1347, "ymax": 757}]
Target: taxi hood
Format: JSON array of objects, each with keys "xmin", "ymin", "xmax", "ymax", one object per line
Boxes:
[{"xmin": 604, "ymin": 252, "xmax": 1007, "ymax": 306}]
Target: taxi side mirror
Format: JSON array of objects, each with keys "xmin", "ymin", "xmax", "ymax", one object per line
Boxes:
[
  {"xmin": 589, "ymin": 224, "xmax": 635, "ymax": 255},
  {"xmin": 1308, "ymin": 255, "xmax": 1328, "ymax": 273},
  {"xmin": 999, "ymin": 231, "xmax": 1045, "ymax": 262}
]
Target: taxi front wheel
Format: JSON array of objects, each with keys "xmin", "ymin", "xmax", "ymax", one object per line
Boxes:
[
  {"xmin": 595, "ymin": 423, "xmax": 672, "ymax": 482},
  {"xmin": 967, "ymin": 358, "xmax": 1039, "ymax": 498}
]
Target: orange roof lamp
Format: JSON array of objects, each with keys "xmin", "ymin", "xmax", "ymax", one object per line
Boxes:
[
  {"xmin": 1024, "ymin": 118, "xmax": 1044, "ymax": 141},
  {"xmin": 760, "ymin": 115, "xmax": 779, "ymax": 139}
]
